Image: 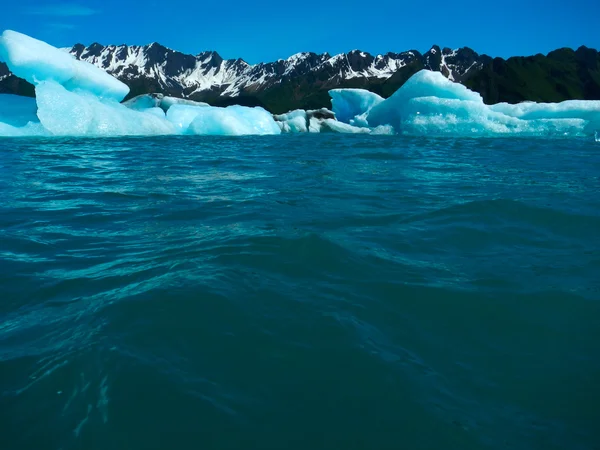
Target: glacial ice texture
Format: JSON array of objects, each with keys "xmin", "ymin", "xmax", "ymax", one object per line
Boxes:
[
  {"xmin": 186, "ymin": 106, "xmax": 281, "ymax": 136},
  {"xmin": 0, "ymin": 30, "xmax": 129, "ymax": 101},
  {"xmin": 358, "ymin": 70, "xmax": 600, "ymax": 136},
  {"xmin": 35, "ymin": 81, "xmax": 175, "ymax": 136}
]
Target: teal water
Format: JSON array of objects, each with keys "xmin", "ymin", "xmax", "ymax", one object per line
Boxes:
[{"xmin": 1, "ymin": 134, "xmax": 599, "ymax": 450}]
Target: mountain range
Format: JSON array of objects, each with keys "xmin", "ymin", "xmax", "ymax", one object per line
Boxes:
[{"xmin": 1, "ymin": 42, "xmax": 599, "ymax": 114}]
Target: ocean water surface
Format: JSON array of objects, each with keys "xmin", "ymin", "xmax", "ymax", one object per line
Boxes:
[{"xmin": 1, "ymin": 134, "xmax": 599, "ymax": 450}]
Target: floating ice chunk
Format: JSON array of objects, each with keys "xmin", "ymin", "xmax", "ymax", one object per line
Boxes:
[
  {"xmin": 329, "ymin": 88, "xmax": 384, "ymax": 124},
  {"xmin": 400, "ymin": 97, "xmax": 588, "ymax": 135},
  {"xmin": 361, "ymin": 69, "xmax": 600, "ymax": 136},
  {"xmin": 0, "ymin": 30, "xmax": 129, "ymax": 101},
  {"xmin": 187, "ymin": 105, "xmax": 281, "ymax": 136},
  {"xmin": 0, "ymin": 94, "xmax": 38, "ymax": 127},
  {"xmin": 490, "ymin": 100, "xmax": 600, "ymax": 135},
  {"xmin": 489, "ymin": 100, "xmax": 600, "ymax": 120},
  {"xmin": 35, "ymin": 81, "xmax": 175, "ymax": 136}
]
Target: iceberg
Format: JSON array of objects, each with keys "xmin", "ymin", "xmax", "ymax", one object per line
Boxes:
[
  {"xmin": 489, "ymin": 101, "xmax": 600, "ymax": 135},
  {"xmin": 333, "ymin": 70, "xmax": 600, "ymax": 137},
  {"xmin": 0, "ymin": 30, "xmax": 129, "ymax": 101}
]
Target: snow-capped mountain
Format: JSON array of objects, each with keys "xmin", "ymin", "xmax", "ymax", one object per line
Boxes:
[{"xmin": 62, "ymin": 43, "xmax": 487, "ymax": 108}]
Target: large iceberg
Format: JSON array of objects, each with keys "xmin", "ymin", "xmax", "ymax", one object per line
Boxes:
[
  {"xmin": 332, "ymin": 70, "xmax": 600, "ymax": 137},
  {"xmin": 1, "ymin": 29, "xmax": 599, "ymax": 138}
]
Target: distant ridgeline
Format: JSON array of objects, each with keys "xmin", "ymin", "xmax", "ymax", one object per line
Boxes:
[{"xmin": 1, "ymin": 44, "xmax": 599, "ymax": 114}]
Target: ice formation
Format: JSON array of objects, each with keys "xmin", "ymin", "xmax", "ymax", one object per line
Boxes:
[
  {"xmin": 333, "ymin": 70, "xmax": 600, "ymax": 137},
  {"xmin": 1, "ymin": 29, "xmax": 599, "ymax": 138},
  {"xmin": 0, "ymin": 30, "xmax": 129, "ymax": 101}
]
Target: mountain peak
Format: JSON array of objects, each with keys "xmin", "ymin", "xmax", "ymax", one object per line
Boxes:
[{"xmin": 55, "ymin": 43, "xmax": 497, "ymax": 107}]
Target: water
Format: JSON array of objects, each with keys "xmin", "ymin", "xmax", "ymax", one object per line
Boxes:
[{"xmin": 1, "ymin": 134, "xmax": 599, "ymax": 450}]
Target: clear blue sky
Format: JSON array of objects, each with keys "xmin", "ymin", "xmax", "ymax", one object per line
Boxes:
[{"xmin": 1, "ymin": 0, "xmax": 598, "ymax": 63}]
